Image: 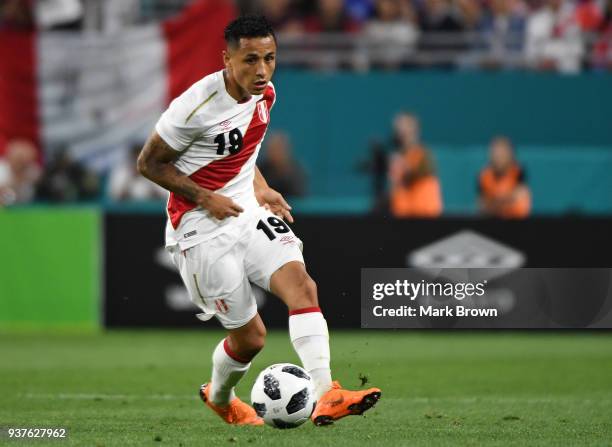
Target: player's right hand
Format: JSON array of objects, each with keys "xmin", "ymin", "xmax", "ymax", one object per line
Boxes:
[{"xmin": 198, "ymin": 191, "xmax": 244, "ymax": 219}]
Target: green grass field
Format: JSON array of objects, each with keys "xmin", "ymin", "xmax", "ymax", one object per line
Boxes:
[{"xmin": 1, "ymin": 331, "xmax": 611, "ymax": 446}]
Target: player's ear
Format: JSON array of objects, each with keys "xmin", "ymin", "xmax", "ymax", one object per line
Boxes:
[{"xmin": 222, "ymin": 49, "xmax": 231, "ymax": 67}]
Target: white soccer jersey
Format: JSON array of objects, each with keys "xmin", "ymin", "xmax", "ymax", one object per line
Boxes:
[{"xmin": 155, "ymin": 69, "xmax": 276, "ymax": 249}]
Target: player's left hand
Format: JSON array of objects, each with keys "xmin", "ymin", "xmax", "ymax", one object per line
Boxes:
[{"xmin": 257, "ymin": 188, "xmax": 294, "ymax": 223}]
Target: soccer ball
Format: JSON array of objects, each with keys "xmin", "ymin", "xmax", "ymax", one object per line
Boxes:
[{"xmin": 250, "ymin": 363, "xmax": 316, "ymax": 429}]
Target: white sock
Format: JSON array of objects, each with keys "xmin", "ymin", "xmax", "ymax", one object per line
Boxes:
[
  {"xmin": 289, "ymin": 308, "xmax": 332, "ymax": 401},
  {"xmin": 209, "ymin": 338, "xmax": 251, "ymax": 406}
]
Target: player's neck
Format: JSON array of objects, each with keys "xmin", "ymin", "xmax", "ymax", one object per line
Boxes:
[{"xmin": 223, "ymin": 69, "xmax": 251, "ymax": 104}]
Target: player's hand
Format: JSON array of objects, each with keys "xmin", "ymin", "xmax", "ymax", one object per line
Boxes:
[
  {"xmin": 257, "ymin": 188, "xmax": 294, "ymax": 223},
  {"xmin": 197, "ymin": 191, "xmax": 244, "ymax": 220}
]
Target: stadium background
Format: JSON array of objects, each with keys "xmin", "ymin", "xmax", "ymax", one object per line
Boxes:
[{"xmin": 1, "ymin": 0, "xmax": 611, "ymax": 445}]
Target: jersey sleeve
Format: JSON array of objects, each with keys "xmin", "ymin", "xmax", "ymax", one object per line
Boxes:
[{"xmin": 155, "ymin": 91, "xmax": 204, "ymax": 152}]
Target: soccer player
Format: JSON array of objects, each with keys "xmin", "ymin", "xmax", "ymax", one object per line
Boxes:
[{"xmin": 137, "ymin": 15, "xmax": 381, "ymax": 426}]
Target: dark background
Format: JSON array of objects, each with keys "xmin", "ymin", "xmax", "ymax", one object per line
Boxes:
[{"xmin": 105, "ymin": 213, "xmax": 612, "ymax": 328}]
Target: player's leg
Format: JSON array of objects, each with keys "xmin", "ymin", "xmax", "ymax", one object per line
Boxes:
[
  {"xmin": 208, "ymin": 312, "xmax": 266, "ymax": 406},
  {"xmin": 245, "ymin": 207, "xmax": 381, "ymax": 425},
  {"xmin": 242, "ymin": 209, "xmax": 332, "ymax": 398},
  {"xmin": 268, "ymin": 261, "xmax": 333, "ymax": 400},
  {"xmin": 269, "ymin": 260, "xmax": 382, "ymax": 426},
  {"xmin": 199, "ymin": 287, "xmax": 266, "ymax": 425},
  {"xmin": 168, "ymin": 237, "xmax": 263, "ymax": 425},
  {"xmin": 199, "ymin": 272, "xmax": 266, "ymax": 425}
]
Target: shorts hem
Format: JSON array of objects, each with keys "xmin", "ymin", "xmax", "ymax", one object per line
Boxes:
[
  {"xmin": 216, "ymin": 308, "xmax": 258, "ymax": 330},
  {"xmin": 261, "ymin": 256, "xmax": 305, "ymax": 292}
]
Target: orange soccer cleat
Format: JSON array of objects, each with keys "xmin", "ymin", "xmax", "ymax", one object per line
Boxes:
[
  {"xmin": 311, "ymin": 381, "xmax": 382, "ymax": 426},
  {"xmin": 199, "ymin": 383, "xmax": 264, "ymax": 426}
]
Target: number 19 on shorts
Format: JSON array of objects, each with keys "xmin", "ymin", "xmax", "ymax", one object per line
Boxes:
[{"xmin": 256, "ymin": 217, "xmax": 290, "ymax": 241}]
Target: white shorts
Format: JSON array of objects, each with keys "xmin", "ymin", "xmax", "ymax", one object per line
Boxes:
[{"xmin": 167, "ymin": 206, "xmax": 304, "ymax": 330}]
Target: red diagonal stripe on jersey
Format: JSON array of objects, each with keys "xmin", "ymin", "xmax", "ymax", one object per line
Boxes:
[{"xmin": 168, "ymin": 85, "xmax": 274, "ymax": 229}]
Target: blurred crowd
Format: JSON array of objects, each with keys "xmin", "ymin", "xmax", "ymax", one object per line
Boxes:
[
  {"xmin": 0, "ymin": 136, "xmax": 305, "ymax": 206},
  {"xmin": 2, "ymin": 0, "xmax": 611, "ymax": 71},
  {"xmin": 362, "ymin": 112, "xmax": 531, "ymax": 219},
  {"xmin": 0, "ymin": 125, "xmax": 530, "ymax": 220},
  {"xmin": 245, "ymin": 0, "xmax": 612, "ymax": 71},
  {"xmin": 0, "ymin": 0, "xmax": 82, "ymax": 30},
  {"xmin": 0, "ymin": 141, "xmax": 102, "ymax": 205},
  {"xmin": 0, "ymin": 141, "xmax": 179, "ymax": 206},
  {"xmin": 0, "ymin": 0, "xmax": 570, "ymax": 217}
]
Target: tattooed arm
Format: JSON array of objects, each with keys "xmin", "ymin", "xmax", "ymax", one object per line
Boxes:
[{"xmin": 137, "ymin": 131, "xmax": 243, "ymax": 219}]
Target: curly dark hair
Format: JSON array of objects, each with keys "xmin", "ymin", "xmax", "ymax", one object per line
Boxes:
[{"xmin": 224, "ymin": 15, "xmax": 276, "ymax": 47}]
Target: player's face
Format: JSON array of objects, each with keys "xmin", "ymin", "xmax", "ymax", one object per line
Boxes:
[{"xmin": 225, "ymin": 36, "xmax": 276, "ymax": 96}]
